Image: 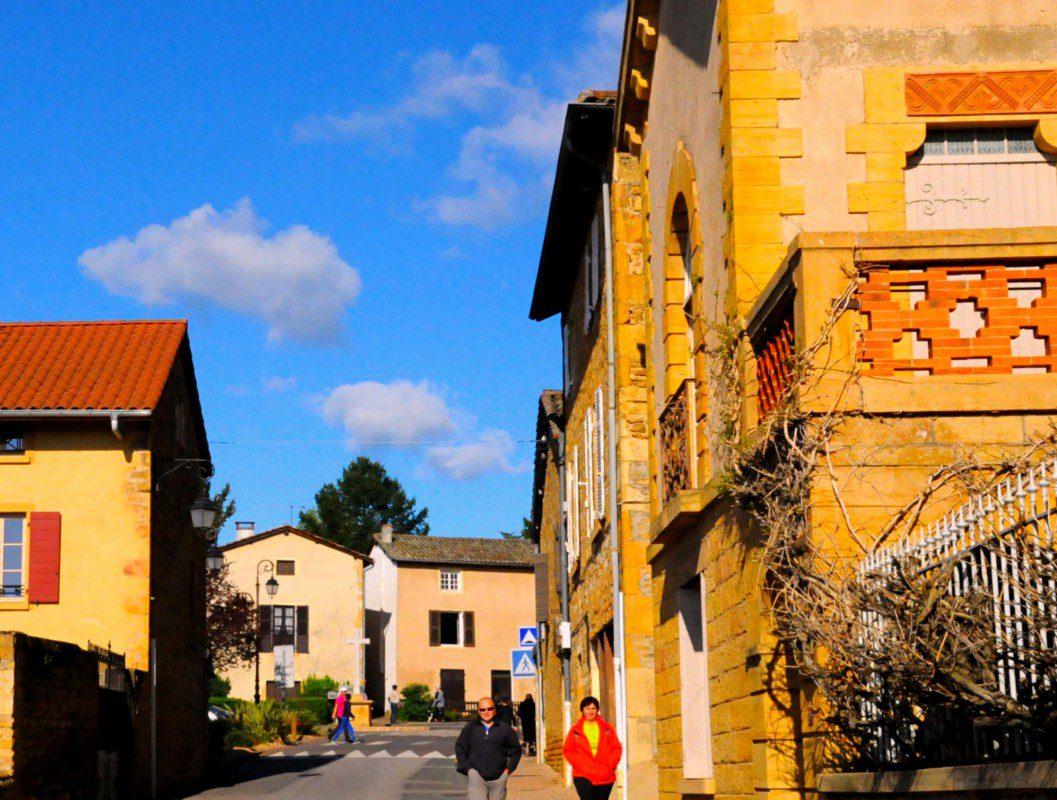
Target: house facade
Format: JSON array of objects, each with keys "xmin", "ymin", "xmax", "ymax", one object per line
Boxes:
[
  {"xmin": 529, "ymin": 92, "xmax": 658, "ymax": 798},
  {"xmin": 532, "ymin": 3, "xmax": 1057, "ymax": 799},
  {"xmin": 218, "ymin": 524, "xmax": 370, "ymax": 719},
  {"xmin": 365, "ymin": 528, "xmax": 536, "ymax": 714},
  {"xmin": 0, "ymin": 319, "xmax": 211, "ymax": 797}
]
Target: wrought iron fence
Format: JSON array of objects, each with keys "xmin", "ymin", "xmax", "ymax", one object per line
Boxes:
[
  {"xmin": 659, "ymin": 380, "xmax": 692, "ymax": 500},
  {"xmin": 859, "ymin": 458, "xmax": 1057, "ymax": 766}
]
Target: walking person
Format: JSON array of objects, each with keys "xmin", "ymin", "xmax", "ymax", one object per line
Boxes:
[
  {"xmin": 388, "ymin": 684, "xmax": 401, "ymax": 726},
  {"xmin": 428, "ymin": 685, "xmax": 446, "ymax": 722},
  {"xmin": 517, "ymin": 693, "xmax": 537, "ymax": 756},
  {"xmin": 455, "ymin": 696, "xmax": 522, "ymax": 800},
  {"xmin": 331, "ymin": 691, "xmax": 360, "ymax": 744},
  {"xmin": 562, "ymin": 696, "xmax": 622, "ymax": 800}
]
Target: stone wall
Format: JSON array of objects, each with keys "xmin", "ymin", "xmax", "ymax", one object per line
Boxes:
[{"xmin": 0, "ymin": 632, "xmax": 100, "ymax": 800}]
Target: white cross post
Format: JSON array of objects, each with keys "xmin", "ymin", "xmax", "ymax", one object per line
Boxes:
[{"xmin": 345, "ymin": 628, "xmax": 370, "ymax": 696}]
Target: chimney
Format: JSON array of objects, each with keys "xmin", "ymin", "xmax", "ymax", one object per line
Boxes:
[
  {"xmin": 235, "ymin": 521, "xmax": 255, "ymax": 541},
  {"xmin": 379, "ymin": 523, "xmax": 394, "ymax": 543}
]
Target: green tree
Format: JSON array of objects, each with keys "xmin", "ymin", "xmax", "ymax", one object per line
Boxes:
[
  {"xmin": 209, "ymin": 482, "xmax": 237, "ymax": 541},
  {"xmin": 500, "ymin": 516, "xmax": 533, "ymax": 540},
  {"xmin": 299, "ymin": 457, "xmax": 429, "ymax": 553}
]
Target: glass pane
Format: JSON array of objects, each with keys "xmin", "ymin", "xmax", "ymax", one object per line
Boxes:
[
  {"xmin": 946, "ymin": 129, "xmax": 974, "ymax": 155},
  {"xmin": 923, "ymin": 130, "xmax": 945, "ymax": 156},
  {"xmin": 2, "ymin": 572, "xmax": 20, "ymax": 596},
  {"xmin": 975, "ymin": 128, "xmax": 1005, "ymax": 154},
  {"xmin": 1007, "ymin": 128, "xmax": 1037, "ymax": 154},
  {"xmin": 3, "ymin": 518, "xmax": 22, "ymax": 544},
  {"xmin": 3, "ymin": 546, "xmax": 20, "ymax": 571}
]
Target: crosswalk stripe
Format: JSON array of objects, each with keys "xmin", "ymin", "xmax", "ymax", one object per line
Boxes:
[
  {"xmin": 394, "ymin": 750, "xmax": 419, "ymax": 757},
  {"xmin": 265, "ymin": 752, "xmax": 284, "ymax": 758},
  {"xmin": 322, "ymin": 750, "xmax": 337, "ymax": 757},
  {"xmin": 347, "ymin": 750, "xmax": 366, "ymax": 758},
  {"xmin": 423, "ymin": 751, "xmax": 449, "ymax": 758},
  {"xmin": 293, "ymin": 751, "xmax": 309, "ymax": 758},
  {"xmin": 372, "ymin": 750, "xmax": 393, "ymax": 757}
]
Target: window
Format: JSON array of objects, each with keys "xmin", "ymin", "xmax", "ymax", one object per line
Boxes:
[
  {"xmin": 1, "ymin": 516, "xmax": 23, "ymax": 597},
  {"xmin": 678, "ymin": 576, "xmax": 713, "ymax": 779},
  {"xmin": 276, "ymin": 560, "xmax": 295, "ymax": 576},
  {"xmin": 440, "ymin": 569, "xmax": 460, "ymax": 592},
  {"xmin": 429, "ymin": 610, "xmax": 475, "ymax": 647},
  {"xmin": 906, "ymin": 127, "xmax": 1057, "ymax": 230},
  {"xmin": 0, "ymin": 428, "xmax": 24, "ymax": 455},
  {"xmin": 272, "ymin": 605, "xmax": 295, "ymax": 647},
  {"xmin": 593, "ymin": 388, "xmax": 606, "ymax": 520},
  {"xmin": 583, "ymin": 208, "xmax": 603, "ymax": 332}
]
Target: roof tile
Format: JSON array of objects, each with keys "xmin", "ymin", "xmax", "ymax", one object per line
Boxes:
[
  {"xmin": 0, "ymin": 320, "xmax": 187, "ymax": 410},
  {"xmin": 376, "ymin": 534, "xmax": 535, "ymax": 567}
]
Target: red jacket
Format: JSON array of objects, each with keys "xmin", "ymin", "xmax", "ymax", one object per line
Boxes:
[{"xmin": 562, "ymin": 716, "xmax": 622, "ymax": 786}]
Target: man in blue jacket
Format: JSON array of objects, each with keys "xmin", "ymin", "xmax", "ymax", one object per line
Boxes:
[{"xmin": 455, "ymin": 696, "xmax": 522, "ymax": 800}]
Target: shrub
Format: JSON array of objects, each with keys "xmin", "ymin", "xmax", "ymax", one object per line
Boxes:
[
  {"xmin": 210, "ymin": 696, "xmax": 250, "ymax": 712},
  {"xmin": 399, "ymin": 683, "xmax": 432, "ymax": 721},
  {"xmin": 302, "ymin": 674, "xmax": 340, "ymax": 698},
  {"xmin": 209, "ymin": 675, "xmax": 231, "ymax": 698},
  {"xmin": 229, "ymin": 700, "xmax": 293, "ymax": 745},
  {"xmin": 287, "ymin": 696, "xmax": 331, "ymax": 725}
]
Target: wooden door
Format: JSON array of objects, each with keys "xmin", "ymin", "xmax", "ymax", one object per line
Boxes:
[{"xmin": 440, "ymin": 669, "xmax": 464, "ymax": 711}]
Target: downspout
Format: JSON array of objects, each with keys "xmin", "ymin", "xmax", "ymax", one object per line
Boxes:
[
  {"xmin": 602, "ymin": 175, "xmax": 630, "ymax": 797},
  {"xmin": 557, "ymin": 337, "xmax": 574, "ymax": 787},
  {"xmin": 110, "ymin": 411, "xmax": 123, "ymax": 439},
  {"xmin": 361, "ymin": 558, "xmax": 374, "ymax": 697}
]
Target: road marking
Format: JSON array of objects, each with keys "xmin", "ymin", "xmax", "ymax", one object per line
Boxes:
[
  {"xmin": 347, "ymin": 750, "xmax": 366, "ymax": 758},
  {"xmin": 322, "ymin": 750, "xmax": 337, "ymax": 756},
  {"xmin": 293, "ymin": 751, "xmax": 309, "ymax": 758},
  {"xmin": 372, "ymin": 750, "xmax": 393, "ymax": 757},
  {"xmin": 265, "ymin": 752, "xmax": 284, "ymax": 758},
  {"xmin": 423, "ymin": 751, "xmax": 449, "ymax": 758},
  {"xmin": 394, "ymin": 750, "xmax": 420, "ymax": 757}
]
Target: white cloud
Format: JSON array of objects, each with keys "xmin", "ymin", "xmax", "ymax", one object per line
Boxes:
[
  {"xmin": 263, "ymin": 376, "xmax": 298, "ymax": 394},
  {"xmin": 296, "ymin": 4, "xmax": 624, "ymax": 229},
  {"xmin": 424, "ymin": 430, "xmax": 527, "ymax": 480},
  {"xmin": 79, "ymin": 199, "xmax": 361, "ymax": 345},
  {"xmin": 320, "ymin": 380, "xmax": 457, "ymax": 446}
]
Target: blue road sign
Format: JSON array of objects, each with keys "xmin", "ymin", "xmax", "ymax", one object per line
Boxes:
[
  {"xmin": 518, "ymin": 626, "xmax": 538, "ymax": 647},
  {"xmin": 511, "ymin": 647, "xmax": 537, "ymax": 678}
]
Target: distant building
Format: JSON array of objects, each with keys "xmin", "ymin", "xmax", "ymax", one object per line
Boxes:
[
  {"xmin": 365, "ymin": 527, "xmax": 536, "ymax": 714},
  {"xmin": 218, "ymin": 524, "xmax": 371, "ymax": 724},
  {"xmin": 0, "ymin": 319, "xmax": 210, "ymax": 797}
]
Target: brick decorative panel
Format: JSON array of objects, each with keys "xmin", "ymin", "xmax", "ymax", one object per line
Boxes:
[
  {"xmin": 755, "ymin": 311, "xmax": 795, "ymax": 418},
  {"xmin": 906, "ymin": 70, "xmax": 1057, "ymax": 116},
  {"xmin": 858, "ymin": 263, "xmax": 1057, "ymax": 376}
]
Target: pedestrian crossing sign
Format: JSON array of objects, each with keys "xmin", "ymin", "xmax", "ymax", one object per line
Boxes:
[
  {"xmin": 511, "ymin": 647, "xmax": 537, "ymax": 678},
  {"xmin": 518, "ymin": 626, "xmax": 538, "ymax": 647}
]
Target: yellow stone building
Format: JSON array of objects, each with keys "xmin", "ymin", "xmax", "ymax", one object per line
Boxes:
[
  {"xmin": 218, "ymin": 524, "xmax": 372, "ymax": 724},
  {"xmin": 609, "ymin": 1, "xmax": 1057, "ymax": 798},
  {"xmin": 533, "ymin": 2, "xmax": 1057, "ymax": 799},
  {"xmin": 530, "ymin": 91, "xmax": 659, "ymax": 799},
  {"xmin": 0, "ymin": 319, "xmax": 212, "ymax": 797}
]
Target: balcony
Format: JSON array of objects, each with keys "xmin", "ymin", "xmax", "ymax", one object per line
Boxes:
[
  {"xmin": 659, "ymin": 380, "xmax": 692, "ymax": 502},
  {"xmin": 757, "ymin": 226, "xmax": 1057, "ymax": 417}
]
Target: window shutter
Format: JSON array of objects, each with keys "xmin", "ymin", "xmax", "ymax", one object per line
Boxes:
[
  {"xmin": 28, "ymin": 512, "xmax": 61, "ymax": 604},
  {"xmin": 534, "ymin": 553, "xmax": 549, "ymax": 623},
  {"xmin": 571, "ymin": 446, "xmax": 580, "ymax": 559},
  {"xmin": 463, "ymin": 612, "xmax": 475, "ymax": 647},
  {"xmin": 258, "ymin": 606, "xmax": 273, "ymax": 652},
  {"xmin": 595, "ymin": 388, "xmax": 606, "ymax": 519},
  {"xmin": 584, "ymin": 410, "xmax": 595, "ymax": 522},
  {"xmin": 429, "ymin": 610, "xmax": 441, "ymax": 647},
  {"xmin": 295, "ymin": 606, "xmax": 309, "ymax": 653}
]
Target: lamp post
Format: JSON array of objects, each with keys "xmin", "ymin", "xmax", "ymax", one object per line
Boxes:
[{"xmin": 253, "ymin": 560, "xmax": 279, "ymax": 705}]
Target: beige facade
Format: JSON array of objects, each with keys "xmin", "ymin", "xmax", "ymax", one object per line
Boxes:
[
  {"xmin": 366, "ymin": 534, "xmax": 536, "ymax": 713},
  {"xmin": 219, "ymin": 526, "xmax": 368, "ymax": 709}
]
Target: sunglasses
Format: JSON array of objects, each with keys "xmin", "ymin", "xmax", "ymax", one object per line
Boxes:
[{"xmin": 478, "ymin": 706, "xmax": 496, "ymax": 712}]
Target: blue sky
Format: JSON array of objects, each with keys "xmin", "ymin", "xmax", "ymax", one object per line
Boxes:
[{"xmin": 0, "ymin": 2, "xmax": 622, "ymax": 542}]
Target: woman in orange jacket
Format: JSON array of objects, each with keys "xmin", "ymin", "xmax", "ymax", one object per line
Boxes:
[{"xmin": 562, "ymin": 696, "xmax": 622, "ymax": 800}]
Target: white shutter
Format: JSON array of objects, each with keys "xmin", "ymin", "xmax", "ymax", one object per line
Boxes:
[
  {"xmin": 591, "ymin": 211, "xmax": 602, "ymax": 310},
  {"xmin": 572, "ymin": 446, "xmax": 581, "ymax": 558},
  {"xmin": 595, "ymin": 387, "xmax": 606, "ymax": 519},
  {"xmin": 584, "ymin": 410, "xmax": 595, "ymax": 523}
]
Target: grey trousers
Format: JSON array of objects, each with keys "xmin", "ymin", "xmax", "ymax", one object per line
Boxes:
[{"xmin": 467, "ymin": 769, "xmax": 508, "ymax": 800}]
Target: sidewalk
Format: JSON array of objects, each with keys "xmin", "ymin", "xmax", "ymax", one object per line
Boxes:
[{"xmin": 508, "ymin": 761, "xmax": 576, "ymax": 799}]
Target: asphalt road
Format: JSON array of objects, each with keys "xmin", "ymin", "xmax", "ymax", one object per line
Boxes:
[{"xmin": 184, "ymin": 730, "xmax": 467, "ymax": 799}]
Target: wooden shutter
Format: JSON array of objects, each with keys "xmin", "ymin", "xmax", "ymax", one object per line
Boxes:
[
  {"xmin": 584, "ymin": 410, "xmax": 595, "ymax": 522},
  {"xmin": 534, "ymin": 553, "xmax": 549, "ymax": 623},
  {"xmin": 429, "ymin": 610, "xmax": 441, "ymax": 647},
  {"xmin": 258, "ymin": 606, "xmax": 273, "ymax": 652},
  {"xmin": 28, "ymin": 512, "xmax": 61, "ymax": 604},
  {"xmin": 295, "ymin": 606, "xmax": 309, "ymax": 653},
  {"xmin": 463, "ymin": 612, "xmax": 475, "ymax": 647},
  {"xmin": 595, "ymin": 388, "xmax": 606, "ymax": 519}
]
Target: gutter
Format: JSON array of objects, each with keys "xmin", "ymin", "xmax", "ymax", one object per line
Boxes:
[
  {"xmin": 0, "ymin": 409, "xmax": 152, "ymax": 419},
  {"xmin": 602, "ymin": 172, "xmax": 630, "ymax": 798}
]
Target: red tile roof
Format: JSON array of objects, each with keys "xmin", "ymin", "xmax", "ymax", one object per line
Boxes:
[{"xmin": 0, "ymin": 320, "xmax": 188, "ymax": 410}]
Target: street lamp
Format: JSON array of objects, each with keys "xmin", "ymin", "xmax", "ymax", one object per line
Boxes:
[
  {"xmin": 254, "ymin": 560, "xmax": 279, "ymax": 705},
  {"xmin": 206, "ymin": 546, "xmax": 225, "ymax": 572},
  {"xmin": 190, "ymin": 488, "xmax": 218, "ymax": 533}
]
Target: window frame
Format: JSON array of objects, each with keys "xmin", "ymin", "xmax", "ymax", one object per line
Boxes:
[
  {"xmin": 0, "ymin": 515, "xmax": 25, "ymax": 599},
  {"xmin": 272, "ymin": 605, "xmax": 296, "ymax": 647},
  {"xmin": 276, "ymin": 559, "xmax": 295, "ymax": 576},
  {"xmin": 438, "ymin": 610, "xmax": 463, "ymax": 646},
  {"xmin": 439, "ymin": 569, "xmax": 461, "ymax": 593}
]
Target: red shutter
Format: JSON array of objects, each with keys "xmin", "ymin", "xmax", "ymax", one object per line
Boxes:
[{"xmin": 28, "ymin": 512, "xmax": 61, "ymax": 604}]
